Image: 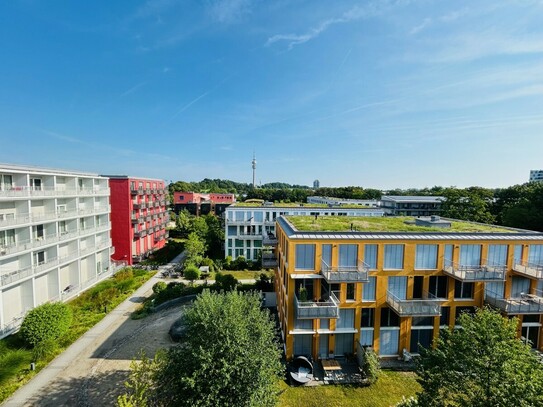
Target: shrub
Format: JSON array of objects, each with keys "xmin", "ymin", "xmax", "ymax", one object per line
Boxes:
[
  {"xmin": 152, "ymin": 281, "xmax": 167, "ymax": 295},
  {"xmin": 114, "ymin": 268, "xmax": 134, "ymax": 282},
  {"xmin": 200, "ymin": 257, "xmax": 216, "ymax": 273},
  {"xmin": 20, "ymin": 302, "xmax": 73, "ymax": 347},
  {"xmin": 362, "ymin": 347, "xmax": 381, "ymax": 384},
  {"xmin": 184, "ymin": 265, "xmax": 201, "ymax": 285},
  {"xmin": 32, "ymin": 338, "xmax": 59, "ymax": 361},
  {"xmin": 214, "ymin": 273, "xmax": 238, "ymax": 291}
]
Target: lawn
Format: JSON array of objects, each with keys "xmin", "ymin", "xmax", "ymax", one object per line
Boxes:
[
  {"xmin": 278, "ymin": 370, "xmax": 420, "ymax": 407},
  {"xmin": 209, "ymin": 270, "xmax": 274, "ymax": 281},
  {"xmin": 0, "ymin": 268, "xmax": 155, "ymax": 403}
]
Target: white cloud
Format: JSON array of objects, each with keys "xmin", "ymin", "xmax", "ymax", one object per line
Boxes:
[{"xmin": 206, "ymin": 0, "xmax": 255, "ymax": 24}]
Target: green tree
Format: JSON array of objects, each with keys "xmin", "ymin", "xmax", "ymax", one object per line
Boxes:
[
  {"xmin": 183, "ymin": 265, "xmax": 200, "ymax": 285},
  {"xmin": 414, "ymin": 307, "xmax": 543, "ymax": 407},
  {"xmin": 119, "ymin": 291, "xmax": 283, "ymax": 407},
  {"xmin": 19, "ymin": 302, "xmax": 73, "ymax": 347},
  {"xmin": 175, "ymin": 209, "xmax": 192, "ymax": 238},
  {"xmin": 184, "ymin": 232, "xmax": 206, "ymax": 265}
]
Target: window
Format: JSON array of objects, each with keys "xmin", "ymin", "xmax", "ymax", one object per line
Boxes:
[
  {"xmin": 459, "ymin": 244, "xmax": 482, "ymax": 266},
  {"xmin": 346, "ymin": 283, "xmax": 355, "ymax": 301},
  {"xmin": 388, "ymin": 276, "xmax": 407, "ymax": 300},
  {"xmin": 337, "ymin": 309, "xmax": 355, "ymax": 329},
  {"xmin": 322, "ymin": 244, "xmax": 332, "ymax": 268},
  {"xmin": 381, "ymin": 308, "xmax": 400, "ymax": 327},
  {"xmin": 511, "ymin": 276, "xmax": 530, "ymax": 298},
  {"xmin": 529, "ymin": 245, "xmax": 543, "ymax": 264},
  {"xmin": 33, "ymin": 224, "xmax": 44, "ymax": 239},
  {"xmin": 361, "ymin": 308, "xmax": 374, "ymax": 327},
  {"xmin": 362, "ymin": 277, "xmax": 376, "ymax": 301},
  {"xmin": 415, "ymin": 244, "xmax": 438, "ymax": 269},
  {"xmin": 364, "ymin": 244, "xmax": 378, "ymax": 269},
  {"xmin": 0, "ymin": 174, "xmax": 13, "ymax": 190},
  {"xmin": 410, "ymin": 327, "xmax": 433, "ymax": 353},
  {"xmin": 30, "ymin": 178, "xmax": 42, "ymax": 191},
  {"xmin": 384, "ymin": 244, "xmax": 404, "ymax": 269},
  {"xmin": 0, "ymin": 229, "xmax": 16, "ymax": 247},
  {"xmin": 429, "ymin": 276, "xmax": 448, "ymax": 298},
  {"xmin": 454, "ymin": 281, "xmax": 474, "ymax": 299},
  {"xmin": 487, "ymin": 244, "xmax": 508, "ymax": 266},
  {"xmin": 33, "ymin": 250, "xmax": 46, "ymax": 265},
  {"xmin": 59, "ymin": 221, "xmax": 67, "ymax": 235},
  {"xmin": 413, "ymin": 276, "xmax": 423, "ymax": 299},
  {"xmin": 514, "ymin": 244, "xmax": 523, "ymax": 264},
  {"xmin": 440, "ymin": 307, "xmax": 450, "ymax": 326},
  {"xmin": 444, "ymin": 244, "xmax": 453, "ymax": 268},
  {"xmin": 295, "ymin": 244, "xmax": 315, "ymax": 270},
  {"xmin": 339, "ymin": 244, "xmax": 358, "ymax": 269}
]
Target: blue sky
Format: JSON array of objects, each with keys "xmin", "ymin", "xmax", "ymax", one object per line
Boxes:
[{"xmin": 1, "ymin": 0, "xmax": 542, "ymax": 189}]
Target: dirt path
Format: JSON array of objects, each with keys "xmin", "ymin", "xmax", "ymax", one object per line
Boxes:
[{"xmin": 3, "ymin": 276, "xmax": 188, "ymax": 407}]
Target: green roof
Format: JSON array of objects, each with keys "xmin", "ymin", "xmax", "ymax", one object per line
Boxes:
[{"xmin": 285, "ymin": 216, "xmax": 521, "ymax": 233}]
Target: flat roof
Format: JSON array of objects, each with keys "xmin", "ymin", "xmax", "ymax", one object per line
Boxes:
[
  {"xmin": 231, "ymin": 202, "xmax": 382, "ymax": 209},
  {"xmin": 1, "ymin": 162, "xmax": 103, "ymax": 178},
  {"xmin": 283, "ymin": 216, "xmax": 536, "ymax": 234},
  {"xmin": 381, "ymin": 195, "xmax": 445, "ymax": 203}
]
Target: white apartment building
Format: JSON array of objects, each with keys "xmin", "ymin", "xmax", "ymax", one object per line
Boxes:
[
  {"xmin": 224, "ymin": 203, "xmax": 385, "ymax": 265},
  {"xmin": 0, "ymin": 164, "xmax": 114, "ymax": 339},
  {"xmin": 530, "ymin": 170, "xmax": 543, "ymax": 183}
]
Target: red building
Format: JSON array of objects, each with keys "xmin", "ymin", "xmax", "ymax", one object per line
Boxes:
[
  {"xmin": 108, "ymin": 176, "xmax": 169, "ymax": 265},
  {"xmin": 173, "ymin": 192, "xmax": 235, "ymax": 204}
]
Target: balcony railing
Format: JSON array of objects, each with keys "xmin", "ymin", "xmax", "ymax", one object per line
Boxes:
[
  {"xmin": 1, "ymin": 266, "xmax": 33, "ymax": 287},
  {"xmin": 486, "ymin": 292, "xmax": 543, "ymax": 314},
  {"xmin": 321, "ymin": 259, "xmax": 369, "ymax": 283},
  {"xmin": 262, "ymin": 234, "xmax": 278, "ymax": 246},
  {"xmin": 443, "ymin": 259, "xmax": 506, "ymax": 281},
  {"xmin": 262, "ymin": 252, "xmax": 277, "ymax": 267},
  {"xmin": 295, "ymin": 291, "xmax": 339, "ymax": 319},
  {"xmin": 513, "ymin": 260, "xmax": 543, "ymax": 280},
  {"xmin": 386, "ymin": 291, "xmax": 442, "ymax": 317},
  {"xmin": 0, "ymin": 213, "xmax": 31, "ymax": 228}
]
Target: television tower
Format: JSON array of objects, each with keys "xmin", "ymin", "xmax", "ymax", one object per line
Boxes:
[{"xmin": 252, "ymin": 153, "xmax": 257, "ymax": 188}]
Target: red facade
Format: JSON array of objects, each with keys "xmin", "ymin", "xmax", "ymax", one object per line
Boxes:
[
  {"xmin": 173, "ymin": 192, "xmax": 235, "ymax": 204},
  {"xmin": 109, "ymin": 177, "xmax": 169, "ymax": 265}
]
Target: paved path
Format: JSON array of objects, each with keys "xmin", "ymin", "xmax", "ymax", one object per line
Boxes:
[{"xmin": 2, "ymin": 251, "xmax": 261, "ymax": 407}]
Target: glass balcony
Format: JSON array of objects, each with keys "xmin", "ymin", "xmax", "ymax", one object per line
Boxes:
[
  {"xmin": 513, "ymin": 260, "xmax": 543, "ymax": 280},
  {"xmin": 262, "ymin": 252, "xmax": 277, "ymax": 267},
  {"xmin": 0, "ymin": 266, "xmax": 33, "ymax": 287},
  {"xmin": 386, "ymin": 291, "xmax": 442, "ymax": 317},
  {"xmin": 443, "ymin": 259, "xmax": 506, "ymax": 281},
  {"xmin": 295, "ymin": 291, "xmax": 339, "ymax": 319},
  {"xmin": 486, "ymin": 292, "xmax": 543, "ymax": 314},
  {"xmin": 0, "ymin": 213, "xmax": 31, "ymax": 228},
  {"xmin": 321, "ymin": 259, "xmax": 369, "ymax": 283},
  {"xmin": 262, "ymin": 234, "xmax": 278, "ymax": 246}
]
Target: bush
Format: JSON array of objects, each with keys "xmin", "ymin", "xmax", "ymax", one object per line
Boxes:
[
  {"xmin": 362, "ymin": 347, "xmax": 381, "ymax": 384},
  {"xmin": 20, "ymin": 302, "xmax": 73, "ymax": 347},
  {"xmin": 32, "ymin": 338, "xmax": 58, "ymax": 361},
  {"xmin": 153, "ymin": 281, "xmax": 167, "ymax": 295},
  {"xmin": 200, "ymin": 257, "xmax": 216, "ymax": 273},
  {"xmin": 114, "ymin": 268, "xmax": 134, "ymax": 282},
  {"xmin": 214, "ymin": 273, "xmax": 238, "ymax": 291},
  {"xmin": 184, "ymin": 265, "xmax": 201, "ymax": 284}
]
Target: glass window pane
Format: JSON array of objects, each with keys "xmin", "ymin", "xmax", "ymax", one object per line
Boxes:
[
  {"xmin": 415, "ymin": 244, "xmax": 438, "ymax": 269},
  {"xmin": 364, "ymin": 244, "xmax": 378, "ymax": 269},
  {"xmin": 384, "ymin": 244, "xmax": 404, "ymax": 269}
]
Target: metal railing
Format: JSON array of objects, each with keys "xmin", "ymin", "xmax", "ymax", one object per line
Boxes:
[
  {"xmin": 1, "ymin": 266, "xmax": 33, "ymax": 287},
  {"xmin": 295, "ymin": 291, "xmax": 340, "ymax": 319},
  {"xmin": 262, "ymin": 234, "xmax": 278, "ymax": 246},
  {"xmin": 0, "ymin": 213, "xmax": 31, "ymax": 228},
  {"xmin": 262, "ymin": 252, "xmax": 277, "ymax": 267},
  {"xmin": 513, "ymin": 260, "xmax": 543, "ymax": 280},
  {"xmin": 386, "ymin": 291, "xmax": 442, "ymax": 317},
  {"xmin": 443, "ymin": 259, "xmax": 506, "ymax": 281},
  {"xmin": 486, "ymin": 291, "xmax": 543, "ymax": 314},
  {"xmin": 0, "ymin": 186, "xmax": 109, "ymax": 198},
  {"xmin": 321, "ymin": 259, "xmax": 369, "ymax": 283}
]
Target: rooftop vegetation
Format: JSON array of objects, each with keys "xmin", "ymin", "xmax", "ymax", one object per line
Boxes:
[{"xmin": 285, "ymin": 216, "xmax": 521, "ymax": 233}]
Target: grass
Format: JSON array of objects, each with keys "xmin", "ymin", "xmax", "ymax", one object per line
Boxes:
[
  {"xmin": 286, "ymin": 216, "xmax": 517, "ymax": 233},
  {"xmin": 0, "ymin": 268, "xmax": 155, "ymax": 403},
  {"xmin": 278, "ymin": 370, "xmax": 420, "ymax": 407},
  {"xmin": 208, "ymin": 270, "xmax": 274, "ymax": 281}
]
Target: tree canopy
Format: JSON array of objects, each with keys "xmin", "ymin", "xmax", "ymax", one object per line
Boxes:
[
  {"xmin": 118, "ymin": 291, "xmax": 283, "ymax": 407},
  {"xmin": 413, "ymin": 307, "xmax": 543, "ymax": 407}
]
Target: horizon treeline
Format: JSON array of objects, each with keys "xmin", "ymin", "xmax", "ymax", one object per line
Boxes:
[{"xmin": 168, "ymin": 179, "xmax": 543, "ymax": 232}]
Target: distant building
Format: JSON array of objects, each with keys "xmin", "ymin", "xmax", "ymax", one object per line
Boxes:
[
  {"xmin": 0, "ymin": 163, "xmax": 114, "ymax": 339},
  {"xmin": 173, "ymin": 192, "xmax": 235, "ymax": 216},
  {"xmin": 313, "ymin": 179, "xmax": 320, "ymax": 189},
  {"xmin": 108, "ymin": 176, "xmax": 169, "ymax": 265},
  {"xmin": 224, "ymin": 202, "xmax": 385, "ymax": 263},
  {"xmin": 530, "ymin": 170, "xmax": 543, "ymax": 183},
  {"xmin": 380, "ymin": 196, "xmax": 444, "ymax": 216},
  {"xmin": 307, "ymin": 196, "xmax": 379, "ymax": 207}
]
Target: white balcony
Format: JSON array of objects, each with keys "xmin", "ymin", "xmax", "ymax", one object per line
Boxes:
[
  {"xmin": 295, "ymin": 291, "xmax": 339, "ymax": 319},
  {"xmin": 321, "ymin": 259, "xmax": 369, "ymax": 283},
  {"xmin": 513, "ymin": 260, "xmax": 543, "ymax": 280},
  {"xmin": 386, "ymin": 291, "xmax": 442, "ymax": 317},
  {"xmin": 0, "ymin": 213, "xmax": 31, "ymax": 228},
  {"xmin": 0, "ymin": 266, "xmax": 33, "ymax": 287},
  {"xmin": 443, "ymin": 259, "xmax": 506, "ymax": 282}
]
